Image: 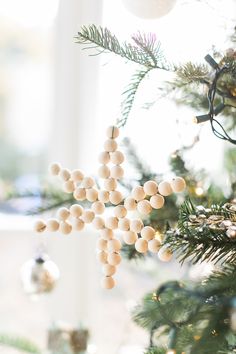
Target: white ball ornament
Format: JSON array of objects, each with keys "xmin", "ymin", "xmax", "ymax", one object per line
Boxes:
[
  {"xmin": 107, "ymin": 252, "xmax": 121, "ymax": 266},
  {"xmin": 158, "ymin": 181, "xmax": 173, "ymax": 196},
  {"xmin": 170, "ymin": 177, "xmax": 186, "ymax": 193},
  {"xmin": 49, "ymin": 162, "xmax": 61, "ymax": 176},
  {"xmin": 63, "ymin": 179, "xmax": 75, "ymax": 193},
  {"xmin": 81, "ymin": 210, "xmax": 95, "ymax": 223},
  {"xmin": 148, "ymin": 239, "xmax": 161, "ymax": 253},
  {"xmin": 96, "ymin": 238, "xmax": 107, "ymax": 251},
  {"xmin": 114, "ymin": 205, "xmax": 127, "ymax": 218},
  {"xmin": 98, "ymin": 165, "xmax": 110, "ymax": 179},
  {"xmin": 71, "ymin": 169, "xmax": 84, "ymax": 183},
  {"xmin": 97, "ymin": 251, "xmax": 108, "ymax": 264},
  {"xmin": 104, "ymin": 178, "xmax": 117, "ymax": 191},
  {"xmin": 106, "ymin": 126, "xmax": 119, "ymax": 139},
  {"xmin": 57, "ymin": 207, "xmax": 70, "ymax": 221},
  {"xmin": 105, "ymin": 217, "xmax": 118, "ymax": 230},
  {"xmin": 101, "ymin": 276, "xmax": 115, "ymax": 289},
  {"xmin": 59, "ymin": 221, "xmax": 72, "ymax": 235},
  {"xmin": 150, "ymin": 194, "xmax": 165, "ymax": 209},
  {"xmin": 92, "ymin": 201, "xmax": 105, "ymax": 214},
  {"xmin": 102, "ymin": 264, "xmax": 116, "ymax": 276},
  {"xmin": 47, "ymin": 219, "xmax": 59, "ymax": 232},
  {"xmin": 86, "ymin": 188, "xmax": 98, "ymax": 202},
  {"xmin": 104, "ymin": 139, "xmax": 118, "ymax": 152},
  {"xmin": 98, "ymin": 151, "xmax": 110, "ymax": 164},
  {"xmin": 98, "ymin": 190, "xmax": 110, "ymax": 203},
  {"xmin": 110, "ymin": 165, "xmax": 124, "ymax": 179},
  {"xmin": 73, "ymin": 187, "xmax": 86, "ymax": 201},
  {"xmin": 34, "ymin": 220, "xmax": 46, "ymax": 233},
  {"xmin": 123, "ymin": 231, "xmax": 138, "ymax": 245},
  {"xmin": 92, "ymin": 216, "xmax": 105, "ymax": 230},
  {"xmin": 73, "ymin": 218, "xmax": 85, "ymax": 231},
  {"xmin": 143, "ymin": 181, "xmax": 158, "ymax": 196},
  {"xmin": 132, "ymin": 186, "xmax": 146, "ymax": 201},
  {"xmin": 109, "ymin": 191, "xmax": 123, "ymax": 205},
  {"xmin": 137, "ymin": 200, "xmax": 152, "ymax": 215},
  {"xmin": 158, "ymin": 246, "xmax": 173, "ymax": 262},
  {"xmin": 59, "ymin": 168, "xmax": 71, "ymax": 181},
  {"xmin": 122, "ymin": 0, "xmax": 177, "ymax": 19},
  {"xmin": 107, "ymin": 239, "xmax": 122, "ymax": 252},
  {"xmin": 82, "ymin": 176, "xmax": 95, "ymax": 189},
  {"xmin": 118, "ymin": 217, "xmax": 130, "ymax": 231},
  {"xmin": 135, "ymin": 238, "xmax": 148, "ymax": 253},
  {"xmin": 130, "ymin": 219, "xmax": 144, "ymax": 233},
  {"xmin": 124, "ymin": 197, "xmax": 137, "ymax": 211},
  {"xmin": 100, "ymin": 228, "xmax": 114, "ymax": 240},
  {"xmin": 141, "ymin": 226, "xmax": 155, "ymax": 240},
  {"xmin": 110, "ymin": 151, "xmax": 124, "ymax": 165},
  {"xmin": 70, "ymin": 204, "xmax": 83, "ymax": 218}
]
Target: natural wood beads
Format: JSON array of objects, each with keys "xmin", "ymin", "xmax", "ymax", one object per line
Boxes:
[
  {"xmin": 100, "ymin": 228, "xmax": 114, "ymax": 240},
  {"xmin": 96, "ymin": 238, "xmax": 108, "ymax": 251},
  {"xmin": 130, "ymin": 219, "xmax": 144, "ymax": 233},
  {"xmin": 110, "ymin": 151, "xmax": 124, "ymax": 165},
  {"xmin": 124, "ymin": 197, "xmax": 137, "ymax": 211},
  {"xmin": 118, "ymin": 218, "xmax": 130, "ymax": 231},
  {"xmin": 59, "ymin": 221, "xmax": 72, "ymax": 235},
  {"xmin": 109, "ymin": 190, "xmax": 123, "ymax": 205},
  {"xmin": 93, "ymin": 217, "xmax": 105, "ymax": 230},
  {"xmin": 49, "ymin": 162, "xmax": 61, "ymax": 176},
  {"xmin": 86, "ymin": 188, "xmax": 98, "ymax": 202},
  {"xmin": 107, "ymin": 252, "xmax": 121, "ymax": 266},
  {"xmin": 158, "ymin": 181, "xmax": 173, "ymax": 196},
  {"xmin": 106, "ymin": 126, "xmax": 119, "ymax": 139},
  {"xmin": 143, "ymin": 181, "xmax": 158, "ymax": 196},
  {"xmin": 98, "ymin": 165, "xmax": 110, "ymax": 179},
  {"xmin": 135, "ymin": 238, "xmax": 148, "ymax": 253},
  {"xmin": 34, "ymin": 220, "xmax": 46, "ymax": 233},
  {"xmin": 74, "ymin": 187, "xmax": 86, "ymax": 201},
  {"xmin": 132, "ymin": 186, "xmax": 146, "ymax": 201},
  {"xmin": 114, "ymin": 205, "xmax": 127, "ymax": 218},
  {"xmin": 97, "ymin": 251, "xmax": 108, "ymax": 264},
  {"xmin": 141, "ymin": 226, "xmax": 155, "ymax": 240},
  {"xmin": 92, "ymin": 201, "xmax": 105, "ymax": 214},
  {"xmin": 137, "ymin": 200, "xmax": 152, "ymax": 215},
  {"xmin": 73, "ymin": 218, "xmax": 85, "ymax": 231},
  {"xmin": 170, "ymin": 177, "xmax": 186, "ymax": 193},
  {"xmin": 104, "ymin": 178, "xmax": 117, "ymax": 191},
  {"xmin": 71, "ymin": 169, "xmax": 84, "ymax": 183},
  {"xmin": 57, "ymin": 207, "xmax": 70, "ymax": 221},
  {"xmin": 81, "ymin": 210, "xmax": 95, "ymax": 223},
  {"xmin": 107, "ymin": 239, "xmax": 122, "ymax": 252},
  {"xmin": 150, "ymin": 194, "xmax": 165, "ymax": 209},
  {"xmin": 59, "ymin": 168, "xmax": 71, "ymax": 181},
  {"xmin": 104, "ymin": 139, "xmax": 118, "ymax": 152},
  {"xmin": 123, "ymin": 231, "xmax": 138, "ymax": 245},
  {"xmin": 148, "ymin": 239, "xmax": 161, "ymax": 253},
  {"xmin": 98, "ymin": 190, "xmax": 110, "ymax": 203},
  {"xmin": 63, "ymin": 180, "xmax": 75, "ymax": 193},
  {"xmin": 82, "ymin": 176, "xmax": 95, "ymax": 189},
  {"xmin": 98, "ymin": 151, "xmax": 110, "ymax": 164},
  {"xmin": 47, "ymin": 219, "xmax": 59, "ymax": 232},
  {"xmin": 158, "ymin": 246, "xmax": 173, "ymax": 262},
  {"xmin": 70, "ymin": 204, "xmax": 83, "ymax": 218},
  {"xmin": 105, "ymin": 217, "xmax": 118, "ymax": 230},
  {"xmin": 101, "ymin": 276, "xmax": 115, "ymax": 289},
  {"xmin": 110, "ymin": 165, "xmax": 124, "ymax": 179},
  {"xmin": 102, "ymin": 264, "xmax": 116, "ymax": 276}
]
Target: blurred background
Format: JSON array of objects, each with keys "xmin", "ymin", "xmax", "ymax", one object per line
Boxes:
[{"xmin": 0, "ymin": 0, "xmax": 235, "ymax": 353}]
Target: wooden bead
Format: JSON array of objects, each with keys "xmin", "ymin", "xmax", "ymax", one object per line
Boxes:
[
  {"xmin": 124, "ymin": 197, "xmax": 137, "ymax": 211},
  {"xmin": 123, "ymin": 231, "xmax": 138, "ymax": 245},
  {"xmin": 97, "ymin": 251, "xmax": 108, "ymax": 264},
  {"xmin": 148, "ymin": 239, "xmax": 161, "ymax": 253},
  {"xmin": 104, "ymin": 139, "xmax": 118, "ymax": 152},
  {"xmin": 110, "ymin": 165, "xmax": 124, "ymax": 179},
  {"xmin": 150, "ymin": 194, "xmax": 165, "ymax": 209},
  {"xmin": 141, "ymin": 226, "xmax": 155, "ymax": 240},
  {"xmin": 100, "ymin": 228, "xmax": 114, "ymax": 240},
  {"xmin": 92, "ymin": 201, "xmax": 105, "ymax": 214},
  {"xmin": 106, "ymin": 125, "xmax": 119, "ymax": 139},
  {"xmin": 59, "ymin": 168, "xmax": 71, "ymax": 181},
  {"xmin": 104, "ymin": 178, "xmax": 117, "ymax": 191},
  {"xmin": 113, "ymin": 205, "xmax": 127, "ymax": 218},
  {"xmin": 118, "ymin": 217, "xmax": 130, "ymax": 231},
  {"xmin": 158, "ymin": 247, "xmax": 173, "ymax": 262},
  {"xmin": 98, "ymin": 165, "xmax": 110, "ymax": 179},
  {"xmin": 71, "ymin": 169, "xmax": 84, "ymax": 183},
  {"xmin": 102, "ymin": 264, "xmax": 116, "ymax": 276},
  {"xmin": 70, "ymin": 204, "xmax": 83, "ymax": 218},
  {"xmin": 47, "ymin": 218, "xmax": 59, "ymax": 232},
  {"xmin": 101, "ymin": 276, "xmax": 115, "ymax": 289},
  {"xmin": 73, "ymin": 187, "xmax": 86, "ymax": 201},
  {"xmin": 57, "ymin": 207, "xmax": 70, "ymax": 221},
  {"xmin": 93, "ymin": 216, "xmax": 105, "ymax": 230},
  {"xmin": 34, "ymin": 219, "xmax": 46, "ymax": 233},
  {"xmin": 132, "ymin": 186, "xmax": 146, "ymax": 201},
  {"xmin": 107, "ymin": 239, "xmax": 122, "ymax": 252},
  {"xmin": 110, "ymin": 150, "xmax": 124, "ymax": 165},
  {"xmin": 86, "ymin": 188, "xmax": 98, "ymax": 202},
  {"xmin": 143, "ymin": 181, "xmax": 158, "ymax": 196},
  {"xmin": 73, "ymin": 218, "xmax": 85, "ymax": 231},
  {"xmin": 107, "ymin": 252, "xmax": 121, "ymax": 266},
  {"xmin": 98, "ymin": 151, "xmax": 110, "ymax": 164},
  {"xmin": 158, "ymin": 181, "xmax": 173, "ymax": 196},
  {"xmin": 105, "ymin": 217, "xmax": 118, "ymax": 230},
  {"xmin": 59, "ymin": 221, "xmax": 72, "ymax": 235},
  {"xmin": 81, "ymin": 210, "xmax": 95, "ymax": 223},
  {"xmin": 170, "ymin": 177, "xmax": 186, "ymax": 193},
  {"xmin": 63, "ymin": 179, "xmax": 75, "ymax": 193},
  {"xmin": 96, "ymin": 238, "xmax": 107, "ymax": 251},
  {"xmin": 130, "ymin": 219, "xmax": 144, "ymax": 233},
  {"xmin": 109, "ymin": 191, "xmax": 123, "ymax": 205},
  {"xmin": 49, "ymin": 162, "xmax": 61, "ymax": 176},
  {"xmin": 82, "ymin": 176, "xmax": 95, "ymax": 189},
  {"xmin": 137, "ymin": 200, "xmax": 152, "ymax": 215},
  {"xmin": 98, "ymin": 190, "xmax": 110, "ymax": 203},
  {"xmin": 135, "ymin": 238, "xmax": 148, "ymax": 253}
]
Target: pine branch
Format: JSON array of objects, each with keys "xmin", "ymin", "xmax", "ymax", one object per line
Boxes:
[
  {"xmin": 0, "ymin": 334, "xmax": 41, "ymax": 353},
  {"xmin": 176, "ymin": 62, "xmax": 209, "ymax": 84}
]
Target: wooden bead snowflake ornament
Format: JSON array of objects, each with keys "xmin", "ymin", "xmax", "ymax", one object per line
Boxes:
[{"xmin": 34, "ymin": 126, "xmax": 186, "ymax": 289}]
